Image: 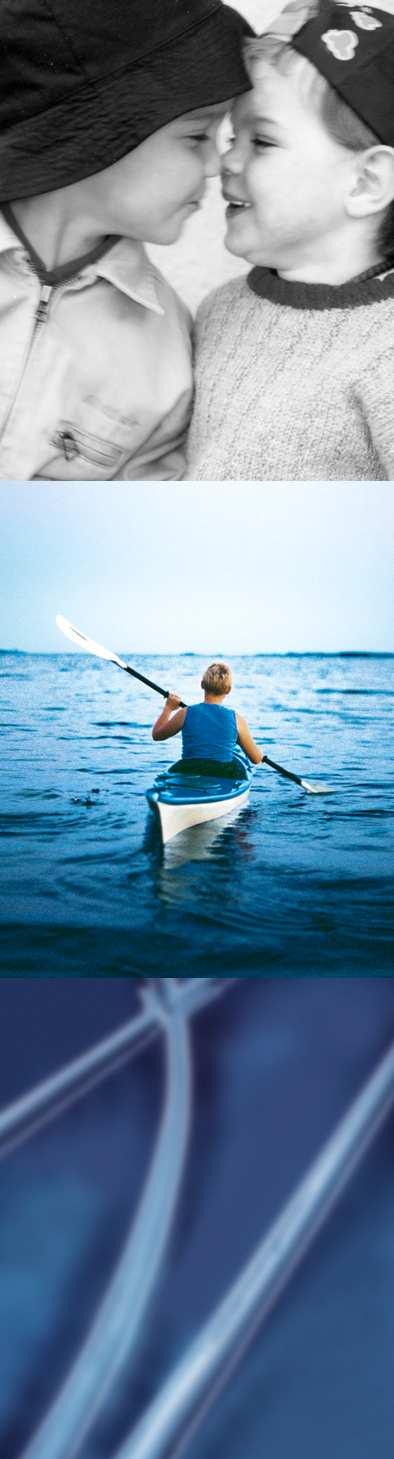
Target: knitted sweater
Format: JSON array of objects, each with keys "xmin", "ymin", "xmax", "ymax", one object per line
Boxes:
[{"xmin": 186, "ymin": 267, "xmax": 394, "ymax": 480}]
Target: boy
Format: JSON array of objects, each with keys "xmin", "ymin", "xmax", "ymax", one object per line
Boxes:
[
  {"xmin": 152, "ymin": 661, "xmax": 263, "ymax": 769},
  {"xmin": 0, "ymin": 0, "xmax": 251, "ymax": 481},
  {"xmin": 187, "ymin": 0, "xmax": 394, "ymax": 479}
]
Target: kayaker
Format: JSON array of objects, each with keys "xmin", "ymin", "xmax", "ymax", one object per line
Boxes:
[
  {"xmin": 152, "ymin": 662, "xmax": 263, "ymax": 774},
  {"xmin": 186, "ymin": 0, "xmax": 394, "ymax": 479},
  {"xmin": 0, "ymin": 0, "xmax": 252, "ymax": 481}
]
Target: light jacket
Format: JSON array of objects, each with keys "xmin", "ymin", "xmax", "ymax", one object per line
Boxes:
[{"xmin": 0, "ymin": 216, "xmax": 192, "ymax": 481}]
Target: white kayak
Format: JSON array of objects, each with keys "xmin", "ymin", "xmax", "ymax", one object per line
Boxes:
[{"xmin": 146, "ymin": 756, "xmax": 253, "ymax": 845}]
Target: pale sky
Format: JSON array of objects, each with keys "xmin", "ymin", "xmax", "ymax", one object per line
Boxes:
[{"xmin": 0, "ymin": 482, "xmax": 392, "ymax": 654}]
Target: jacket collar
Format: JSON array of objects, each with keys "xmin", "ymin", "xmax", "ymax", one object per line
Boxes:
[
  {"xmin": 0, "ymin": 215, "xmax": 164, "ymax": 315},
  {"xmin": 92, "ymin": 239, "xmax": 165, "ymax": 315}
]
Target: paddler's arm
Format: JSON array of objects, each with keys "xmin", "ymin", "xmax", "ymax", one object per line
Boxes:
[
  {"xmin": 152, "ymin": 694, "xmax": 187, "ymax": 741},
  {"xmin": 236, "ymin": 714, "xmax": 264, "ymax": 765}
]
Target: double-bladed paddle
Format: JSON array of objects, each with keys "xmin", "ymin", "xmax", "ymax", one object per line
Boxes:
[{"xmin": 56, "ymin": 614, "xmax": 332, "ymax": 793}]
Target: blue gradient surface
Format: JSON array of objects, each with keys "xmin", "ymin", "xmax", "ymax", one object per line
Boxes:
[{"xmin": 0, "ymin": 977, "xmax": 393, "ymax": 1459}]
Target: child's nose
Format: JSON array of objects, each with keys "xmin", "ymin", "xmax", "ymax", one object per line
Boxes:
[
  {"xmin": 221, "ymin": 140, "xmax": 244, "ymax": 179},
  {"xmin": 203, "ymin": 139, "xmax": 221, "ymax": 180}
]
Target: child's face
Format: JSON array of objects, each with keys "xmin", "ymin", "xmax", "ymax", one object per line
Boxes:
[
  {"xmin": 222, "ymin": 65, "xmax": 358, "ymax": 273},
  {"xmin": 91, "ymin": 105, "xmax": 228, "ymax": 243}
]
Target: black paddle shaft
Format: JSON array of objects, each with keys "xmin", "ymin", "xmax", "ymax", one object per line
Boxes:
[
  {"xmin": 120, "ymin": 661, "xmax": 186, "ymax": 708},
  {"xmin": 120, "ymin": 674, "xmax": 308, "ymax": 780},
  {"xmin": 264, "ymin": 754, "xmax": 303, "ymax": 788},
  {"xmin": 116, "ymin": 663, "xmax": 304, "ymax": 776}
]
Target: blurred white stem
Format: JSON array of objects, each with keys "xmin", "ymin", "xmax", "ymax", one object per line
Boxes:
[
  {"xmin": 20, "ymin": 1005, "xmax": 192, "ymax": 1459},
  {"xmin": 114, "ymin": 1041, "xmax": 394, "ymax": 1459},
  {"xmin": 0, "ymin": 978, "xmax": 235, "ymax": 1159}
]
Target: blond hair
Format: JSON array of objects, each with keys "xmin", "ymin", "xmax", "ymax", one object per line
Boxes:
[{"xmin": 201, "ymin": 662, "xmax": 232, "ymax": 696}]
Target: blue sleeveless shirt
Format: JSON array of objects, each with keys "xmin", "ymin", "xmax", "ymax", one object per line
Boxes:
[{"xmin": 181, "ymin": 703, "xmax": 238, "ymax": 763}]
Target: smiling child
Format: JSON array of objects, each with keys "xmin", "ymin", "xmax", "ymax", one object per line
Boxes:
[
  {"xmin": 0, "ymin": 0, "xmax": 251, "ymax": 481},
  {"xmin": 187, "ymin": 0, "xmax": 394, "ymax": 479}
]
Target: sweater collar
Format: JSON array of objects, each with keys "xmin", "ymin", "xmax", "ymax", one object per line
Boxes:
[{"xmin": 247, "ymin": 264, "xmax": 394, "ymax": 310}]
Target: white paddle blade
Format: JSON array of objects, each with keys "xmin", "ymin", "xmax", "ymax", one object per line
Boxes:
[
  {"xmin": 55, "ymin": 614, "xmax": 127, "ymax": 670},
  {"xmin": 301, "ymin": 779, "xmax": 334, "ymax": 795}
]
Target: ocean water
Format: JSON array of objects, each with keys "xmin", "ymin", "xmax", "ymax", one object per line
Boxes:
[{"xmin": 0, "ymin": 651, "xmax": 393, "ymax": 977}]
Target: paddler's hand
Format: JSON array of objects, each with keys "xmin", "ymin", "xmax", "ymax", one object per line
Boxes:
[
  {"xmin": 152, "ymin": 694, "xmax": 186, "ymax": 741},
  {"xmin": 166, "ymin": 693, "xmax": 182, "ymax": 710}
]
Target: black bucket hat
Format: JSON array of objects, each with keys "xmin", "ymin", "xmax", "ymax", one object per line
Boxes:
[
  {"xmin": 293, "ymin": 0, "xmax": 394, "ymax": 145},
  {"xmin": 0, "ymin": 0, "xmax": 253, "ymax": 201}
]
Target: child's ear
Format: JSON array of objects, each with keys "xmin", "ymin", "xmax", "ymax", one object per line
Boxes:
[{"xmin": 347, "ymin": 146, "xmax": 394, "ymax": 220}]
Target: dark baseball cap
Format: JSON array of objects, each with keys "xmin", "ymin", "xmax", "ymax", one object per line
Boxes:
[{"xmin": 293, "ymin": 0, "xmax": 394, "ymax": 144}]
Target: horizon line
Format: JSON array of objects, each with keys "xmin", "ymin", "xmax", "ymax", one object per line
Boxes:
[{"xmin": 1, "ymin": 649, "xmax": 393, "ymax": 660}]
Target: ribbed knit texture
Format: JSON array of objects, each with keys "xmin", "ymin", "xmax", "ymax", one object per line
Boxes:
[{"xmin": 186, "ymin": 268, "xmax": 394, "ymax": 480}]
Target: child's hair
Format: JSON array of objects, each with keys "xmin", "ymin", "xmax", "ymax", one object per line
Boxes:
[
  {"xmin": 244, "ymin": 8, "xmax": 394, "ymax": 266},
  {"xmin": 201, "ymin": 662, "xmax": 232, "ymax": 695}
]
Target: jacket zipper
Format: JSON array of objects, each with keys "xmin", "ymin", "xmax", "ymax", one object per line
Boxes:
[
  {"xmin": 34, "ymin": 283, "xmax": 52, "ymax": 329},
  {"xmin": 0, "ymin": 280, "xmax": 54, "ymax": 453}
]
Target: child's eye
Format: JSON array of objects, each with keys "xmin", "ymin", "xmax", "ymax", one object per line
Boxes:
[
  {"xmin": 251, "ymin": 136, "xmax": 274, "ymax": 150},
  {"xmin": 187, "ymin": 132, "xmax": 210, "ymax": 145}
]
